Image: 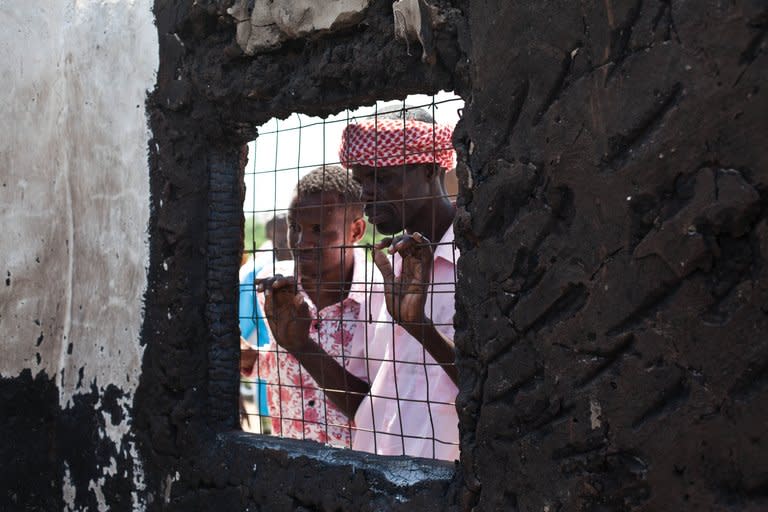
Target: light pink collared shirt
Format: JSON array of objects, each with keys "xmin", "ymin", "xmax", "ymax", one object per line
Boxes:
[{"xmin": 352, "ymin": 225, "xmax": 459, "ymax": 461}]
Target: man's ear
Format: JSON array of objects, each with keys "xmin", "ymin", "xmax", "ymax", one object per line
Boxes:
[
  {"xmin": 350, "ymin": 217, "xmax": 366, "ymax": 243},
  {"xmin": 424, "ymin": 163, "xmax": 438, "ymax": 179},
  {"xmin": 423, "ymin": 164, "xmax": 446, "ymax": 185}
]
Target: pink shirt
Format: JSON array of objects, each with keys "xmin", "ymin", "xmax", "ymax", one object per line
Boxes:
[
  {"xmin": 352, "ymin": 225, "xmax": 459, "ymax": 461},
  {"xmin": 253, "ymin": 247, "xmax": 384, "ymax": 448}
]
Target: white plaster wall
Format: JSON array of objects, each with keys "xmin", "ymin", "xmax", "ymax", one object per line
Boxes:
[{"xmin": 0, "ymin": 0, "xmax": 157, "ymax": 509}]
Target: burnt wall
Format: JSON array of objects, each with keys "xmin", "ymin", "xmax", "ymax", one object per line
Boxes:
[
  {"xmin": 455, "ymin": 0, "xmax": 768, "ymax": 510},
  {"xmin": 0, "ymin": 370, "xmax": 59, "ymax": 511},
  {"xmin": 138, "ymin": 0, "xmax": 463, "ymax": 509},
  {"xmin": 138, "ymin": 0, "xmax": 767, "ymax": 510}
]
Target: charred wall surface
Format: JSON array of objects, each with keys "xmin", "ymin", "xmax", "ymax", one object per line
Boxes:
[
  {"xmin": 139, "ymin": 0, "xmax": 463, "ymax": 510},
  {"xmin": 454, "ymin": 1, "xmax": 768, "ymax": 510},
  {"xmin": 139, "ymin": 0, "xmax": 767, "ymax": 510},
  {"xmin": 0, "ymin": 370, "xmax": 59, "ymax": 511}
]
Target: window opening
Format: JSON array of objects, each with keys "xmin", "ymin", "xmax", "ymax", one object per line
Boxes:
[{"xmin": 239, "ymin": 92, "xmax": 463, "ymax": 461}]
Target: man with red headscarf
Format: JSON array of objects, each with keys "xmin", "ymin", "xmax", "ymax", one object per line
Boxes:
[
  {"xmin": 260, "ymin": 108, "xmax": 459, "ymax": 461},
  {"xmin": 340, "ymin": 108, "xmax": 459, "ymax": 461}
]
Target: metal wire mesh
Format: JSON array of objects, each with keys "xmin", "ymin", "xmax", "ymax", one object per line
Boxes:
[{"xmin": 239, "ymin": 92, "xmax": 463, "ymax": 461}]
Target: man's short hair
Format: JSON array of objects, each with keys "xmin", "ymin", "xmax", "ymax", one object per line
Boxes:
[{"xmin": 295, "ymin": 165, "xmax": 363, "ymax": 210}]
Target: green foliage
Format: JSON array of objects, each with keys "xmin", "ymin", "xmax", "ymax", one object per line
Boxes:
[
  {"xmin": 360, "ymin": 221, "xmax": 378, "ymax": 250},
  {"xmin": 244, "ymin": 216, "xmax": 267, "ymax": 253},
  {"xmin": 359, "ymin": 222, "xmax": 402, "ymax": 260}
]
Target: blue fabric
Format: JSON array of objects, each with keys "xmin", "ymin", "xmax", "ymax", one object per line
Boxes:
[
  {"xmin": 239, "ymin": 267, "xmax": 270, "ymax": 346},
  {"xmin": 239, "ymin": 266, "xmax": 270, "ymax": 416}
]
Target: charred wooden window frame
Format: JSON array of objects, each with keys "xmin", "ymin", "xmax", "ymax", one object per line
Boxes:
[
  {"xmin": 207, "ymin": 99, "xmax": 464, "ymax": 460},
  {"xmin": 141, "ymin": 1, "xmax": 469, "ymax": 507},
  {"xmin": 205, "ymin": 87, "xmax": 466, "ymax": 501}
]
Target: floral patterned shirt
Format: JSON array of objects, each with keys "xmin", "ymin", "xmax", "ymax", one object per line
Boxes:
[{"xmin": 254, "ymin": 247, "xmax": 383, "ymax": 448}]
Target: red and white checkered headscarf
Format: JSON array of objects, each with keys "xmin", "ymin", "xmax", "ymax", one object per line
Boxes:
[{"xmin": 339, "ymin": 119, "xmax": 455, "ymax": 171}]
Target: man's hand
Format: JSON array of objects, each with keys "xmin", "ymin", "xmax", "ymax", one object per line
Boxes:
[
  {"xmin": 240, "ymin": 336, "xmax": 258, "ymax": 375},
  {"xmin": 373, "ymin": 232, "xmax": 458, "ymax": 384},
  {"xmin": 258, "ymin": 275, "xmax": 371, "ymax": 417},
  {"xmin": 258, "ymin": 275, "xmax": 312, "ymax": 353},
  {"xmin": 372, "ymin": 232, "xmax": 434, "ymax": 328}
]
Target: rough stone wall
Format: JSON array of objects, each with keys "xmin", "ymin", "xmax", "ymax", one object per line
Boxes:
[
  {"xmin": 454, "ymin": 1, "xmax": 768, "ymax": 510},
  {"xmin": 0, "ymin": 1, "xmax": 157, "ymax": 510}
]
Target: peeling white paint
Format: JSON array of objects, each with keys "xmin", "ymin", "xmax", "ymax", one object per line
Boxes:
[
  {"xmin": 0, "ymin": 0, "xmax": 156, "ymax": 397},
  {"xmin": 88, "ymin": 455, "xmax": 125, "ymax": 512},
  {"xmin": 129, "ymin": 439, "xmax": 147, "ymax": 511},
  {"xmin": 1, "ymin": 0, "xmax": 157, "ymax": 509},
  {"xmin": 88, "ymin": 478, "xmax": 108, "ymax": 512},
  {"xmin": 163, "ymin": 471, "xmax": 180, "ymax": 504},
  {"xmin": 590, "ymin": 397, "xmax": 602, "ymax": 430},
  {"xmin": 63, "ymin": 463, "xmax": 76, "ymax": 511},
  {"xmin": 105, "ymin": 457, "xmax": 118, "ymax": 477},
  {"xmin": 77, "ymin": 390, "xmax": 147, "ymax": 510}
]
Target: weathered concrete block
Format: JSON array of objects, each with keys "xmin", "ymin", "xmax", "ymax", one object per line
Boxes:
[{"xmin": 228, "ymin": 0, "xmax": 372, "ymax": 54}]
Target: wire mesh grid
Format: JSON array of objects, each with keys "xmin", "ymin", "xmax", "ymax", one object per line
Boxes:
[{"xmin": 239, "ymin": 92, "xmax": 463, "ymax": 461}]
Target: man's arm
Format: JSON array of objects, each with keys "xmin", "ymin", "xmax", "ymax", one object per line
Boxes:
[
  {"xmin": 372, "ymin": 233, "xmax": 458, "ymax": 385},
  {"xmin": 261, "ymin": 276, "xmax": 370, "ymax": 418},
  {"xmin": 286, "ymin": 334, "xmax": 370, "ymax": 419},
  {"xmin": 240, "ymin": 336, "xmax": 259, "ymax": 375},
  {"xmin": 400, "ymin": 319, "xmax": 458, "ymax": 384}
]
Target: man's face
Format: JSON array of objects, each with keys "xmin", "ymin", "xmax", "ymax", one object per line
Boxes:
[
  {"xmin": 350, "ymin": 164, "xmax": 428, "ymax": 235},
  {"xmin": 287, "ymin": 192, "xmax": 362, "ymax": 280}
]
